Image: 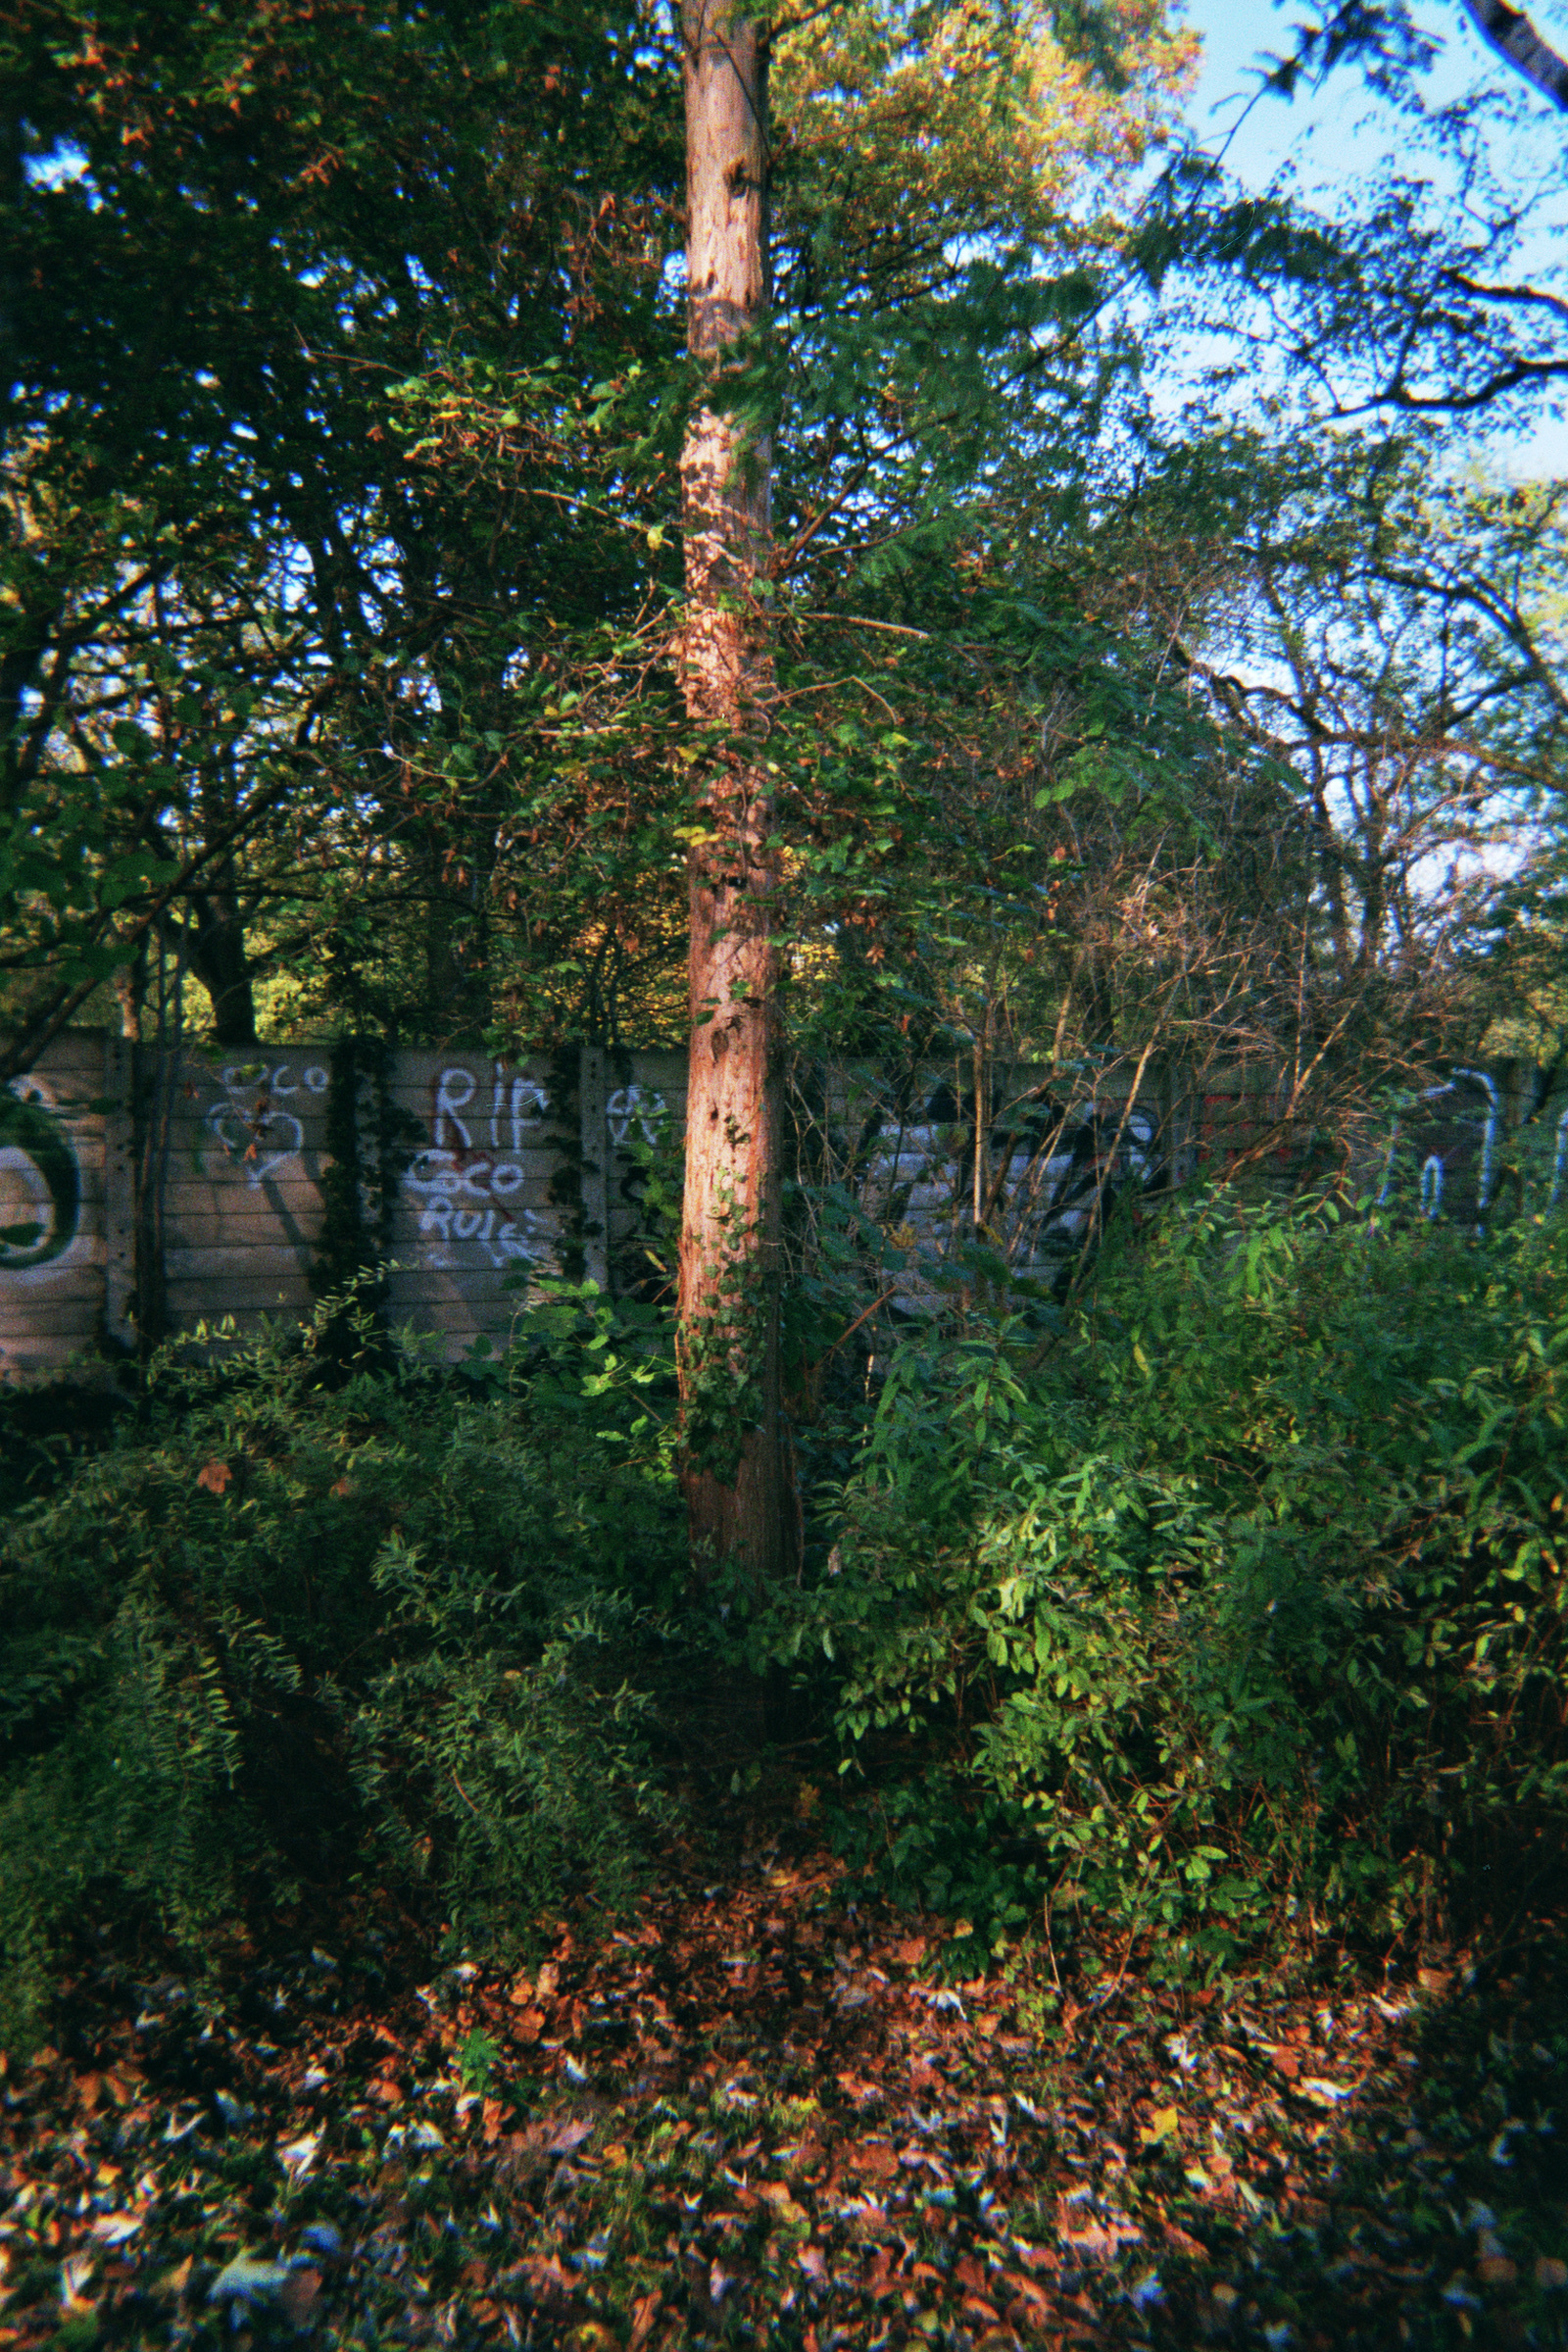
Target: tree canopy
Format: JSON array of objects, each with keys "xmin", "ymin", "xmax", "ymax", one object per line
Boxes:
[{"xmin": 2, "ymin": 0, "xmax": 1563, "ymax": 1101}]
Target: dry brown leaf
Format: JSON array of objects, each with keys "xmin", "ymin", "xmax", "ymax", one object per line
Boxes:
[
  {"xmin": 1161, "ymin": 2224, "xmax": 1209, "ymax": 2263},
  {"xmin": 278, "ymin": 2269, "xmax": 320, "ymax": 2327},
  {"xmin": 519, "ymin": 2256, "xmax": 576, "ymax": 2318},
  {"xmin": 196, "ymin": 1460, "xmax": 233, "ymax": 1495},
  {"xmin": 628, "ymin": 2291, "xmax": 662, "ymax": 2349},
  {"xmin": 1012, "ymin": 2244, "xmax": 1055, "ymax": 2274},
  {"xmin": 833, "ymin": 2069, "xmax": 881, "ymax": 2105},
  {"xmin": 1061, "ymin": 2217, "xmax": 1145, "ymax": 2262},
  {"xmin": 1298, "ymin": 2079, "xmax": 1353, "ymax": 2110},
  {"xmin": 546, "ymin": 2115, "xmax": 595, "ymax": 2156}
]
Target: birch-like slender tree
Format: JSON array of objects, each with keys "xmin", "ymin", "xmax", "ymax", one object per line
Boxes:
[{"xmin": 676, "ymin": 0, "xmax": 797, "ymax": 1583}]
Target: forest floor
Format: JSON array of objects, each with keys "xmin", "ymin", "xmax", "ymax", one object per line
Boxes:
[{"xmin": 2, "ymin": 1812, "xmax": 1565, "ymax": 2352}]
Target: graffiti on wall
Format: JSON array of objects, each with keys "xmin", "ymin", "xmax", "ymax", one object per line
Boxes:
[
  {"xmin": 1378, "ymin": 1069, "xmax": 1501, "ymax": 1225},
  {"xmin": 1554, "ymin": 1104, "xmax": 1568, "ymax": 1211},
  {"xmin": 860, "ymin": 1081, "xmax": 1164, "ymax": 1281},
  {"xmin": 607, "ymin": 1085, "xmax": 667, "ymax": 1149},
  {"xmin": 404, "ymin": 1063, "xmax": 557, "ymax": 1272},
  {"xmin": 1000, "ymin": 1097, "xmax": 1162, "ymax": 1265},
  {"xmin": 0, "ymin": 1078, "xmax": 83, "ymax": 1276},
  {"xmin": 201, "ymin": 1057, "xmax": 328, "ymax": 1187}
]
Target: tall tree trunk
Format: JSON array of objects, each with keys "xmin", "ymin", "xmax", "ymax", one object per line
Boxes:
[
  {"xmin": 186, "ymin": 883, "xmax": 257, "ymax": 1045},
  {"xmin": 676, "ymin": 0, "xmax": 796, "ymax": 1586}
]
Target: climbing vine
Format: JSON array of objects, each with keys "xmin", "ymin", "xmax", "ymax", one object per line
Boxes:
[{"xmin": 310, "ymin": 1037, "xmax": 419, "ymax": 1319}]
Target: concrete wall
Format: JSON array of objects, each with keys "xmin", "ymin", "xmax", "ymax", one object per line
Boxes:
[
  {"xmin": 0, "ymin": 1032, "xmax": 117, "ymax": 1386},
  {"xmin": 3, "ymin": 1036, "xmax": 1563, "ymax": 1386},
  {"xmin": 0, "ymin": 1038, "xmax": 690, "ymax": 1384}
]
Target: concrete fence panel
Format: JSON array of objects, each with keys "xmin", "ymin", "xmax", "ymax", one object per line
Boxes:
[{"xmin": 2, "ymin": 1034, "xmax": 1562, "ymax": 1387}]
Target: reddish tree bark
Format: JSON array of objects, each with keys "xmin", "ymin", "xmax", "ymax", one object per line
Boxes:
[{"xmin": 676, "ymin": 0, "xmax": 796, "ymax": 1585}]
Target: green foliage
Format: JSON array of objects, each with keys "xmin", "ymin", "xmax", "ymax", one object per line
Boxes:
[
  {"xmin": 309, "ymin": 1036, "xmax": 422, "ymax": 1346},
  {"xmin": 1, "ymin": 0, "xmax": 685, "ymax": 1062},
  {"xmin": 0, "ymin": 1289, "xmax": 686, "ymax": 2055},
  {"xmin": 0, "ymin": 1378, "xmax": 130, "ymax": 1517},
  {"xmin": 457, "ymin": 2026, "xmax": 504, "ymax": 2093},
  {"xmin": 749, "ymin": 1194, "xmax": 1568, "ymax": 1972}
]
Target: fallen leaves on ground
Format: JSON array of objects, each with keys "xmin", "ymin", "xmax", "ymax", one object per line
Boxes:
[{"xmin": 1, "ymin": 1832, "xmax": 1565, "ymax": 2350}]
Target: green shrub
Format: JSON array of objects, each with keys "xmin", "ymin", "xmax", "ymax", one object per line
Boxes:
[
  {"xmin": 749, "ymin": 1195, "xmax": 1568, "ymax": 1971},
  {"xmin": 0, "ymin": 1284, "xmax": 685, "ymax": 2054}
]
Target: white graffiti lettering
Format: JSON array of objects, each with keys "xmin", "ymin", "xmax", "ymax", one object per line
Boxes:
[
  {"xmin": 435, "ymin": 1064, "xmax": 549, "ymax": 1153},
  {"xmin": 406, "ymin": 1062, "xmax": 556, "ymax": 1273},
  {"xmin": 1419, "ymin": 1153, "xmax": 1445, "ymax": 1218},
  {"xmin": 407, "ymin": 1149, "xmax": 537, "ymax": 1202},
  {"xmin": 412, "ymin": 1188, "xmax": 550, "ymax": 1270},
  {"xmin": 434, "ymin": 1066, "xmax": 476, "ymax": 1150},
  {"xmin": 201, "ymin": 1059, "xmax": 325, "ymax": 1187},
  {"xmin": 607, "ymin": 1085, "xmax": 666, "ymax": 1148},
  {"xmin": 206, "ymin": 1102, "xmax": 305, "ymax": 1188}
]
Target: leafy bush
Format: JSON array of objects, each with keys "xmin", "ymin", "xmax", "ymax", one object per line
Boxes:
[
  {"xmin": 0, "ymin": 1378, "xmax": 131, "ymax": 1516},
  {"xmin": 0, "ymin": 1285, "xmax": 685, "ymax": 2053},
  {"xmin": 749, "ymin": 1194, "xmax": 1568, "ymax": 1972}
]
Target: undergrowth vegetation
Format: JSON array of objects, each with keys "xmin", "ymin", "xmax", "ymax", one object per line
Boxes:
[
  {"xmin": 756, "ymin": 1194, "xmax": 1568, "ymax": 1975},
  {"xmin": 3, "ymin": 1194, "xmax": 1566, "ymax": 2051},
  {"xmin": 0, "ymin": 1287, "xmax": 686, "ymax": 2054}
]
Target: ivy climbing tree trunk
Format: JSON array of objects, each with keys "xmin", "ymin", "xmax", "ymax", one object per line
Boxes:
[{"xmin": 676, "ymin": 0, "xmax": 797, "ymax": 1585}]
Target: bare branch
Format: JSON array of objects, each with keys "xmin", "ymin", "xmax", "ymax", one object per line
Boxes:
[{"xmin": 1460, "ymin": 0, "xmax": 1568, "ymax": 113}]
